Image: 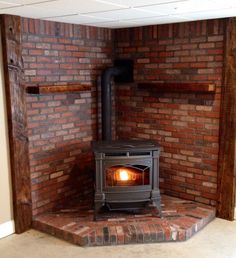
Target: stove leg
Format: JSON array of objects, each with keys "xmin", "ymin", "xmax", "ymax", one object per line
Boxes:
[
  {"xmin": 151, "ymin": 200, "xmax": 162, "ymax": 218},
  {"xmin": 94, "ymin": 192, "xmax": 105, "ymax": 221},
  {"xmin": 156, "ymin": 201, "xmax": 162, "ymax": 218},
  {"xmin": 152, "ymin": 199, "xmax": 162, "ymax": 218},
  {"xmin": 151, "ymin": 189, "xmax": 162, "ymax": 217},
  {"xmin": 94, "ymin": 202, "xmax": 103, "ymax": 221}
]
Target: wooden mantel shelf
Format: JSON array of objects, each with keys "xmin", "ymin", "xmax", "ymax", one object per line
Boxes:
[
  {"xmin": 26, "ymin": 84, "xmax": 91, "ymax": 94},
  {"xmin": 138, "ymin": 82, "xmax": 216, "ymax": 93}
]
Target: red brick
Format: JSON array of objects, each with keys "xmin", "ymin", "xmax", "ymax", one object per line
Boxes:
[
  {"xmin": 137, "ymin": 58, "xmax": 150, "ymax": 63},
  {"xmin": 207, "ymin": 35, "xmax": 224, "ymax": 42},
  {"xmin": 207, "ymin": 49, "xmax": 223, "ymax": 55},
  {"xmin": 182, "ymin": 43, "xmax": 197, "ymax": 50},
  {"xmin": 29, "ymin": 49, "xmax": 44, "ymax": 55},
  {"xmin": 199, "ymin": 42, "xmax": 215, "ymax": 48},
  {"xmin": 36, "ymin": 43, "xmax": 51, "ymax": 49}
]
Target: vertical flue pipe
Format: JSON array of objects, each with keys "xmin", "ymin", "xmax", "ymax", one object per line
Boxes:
[{"xmin": 101, "ymin": 67, "xmax": 123, "ymax": 141}]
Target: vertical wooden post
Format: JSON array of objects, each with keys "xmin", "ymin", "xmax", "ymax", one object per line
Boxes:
[
  {"xmin": 217, "ymin": 18, "xmax": 236, "ymax": 220},
  {"xmin": 0, "ymin": 14, "xmax": 32, "ymax": 232}
]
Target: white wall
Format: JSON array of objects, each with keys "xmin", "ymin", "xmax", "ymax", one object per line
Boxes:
[{"xmin": 0, "ymin": 29, "xmax": 15, "ymax": 238}]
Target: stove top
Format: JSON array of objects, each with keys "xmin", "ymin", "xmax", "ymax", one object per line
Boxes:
[{"xmin": 92, "ymin": 140, "xmax": 160, "ymax": 153}]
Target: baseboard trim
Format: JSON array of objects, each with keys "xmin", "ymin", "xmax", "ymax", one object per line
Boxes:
[{"xmin": 0, "ymin": 220, "xmax": 15, "ymax": 238}]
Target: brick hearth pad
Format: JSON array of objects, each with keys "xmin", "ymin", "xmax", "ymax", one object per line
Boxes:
[{"xmin": 33, "ymin": 195, "xmax": 215, "ymax": 247}]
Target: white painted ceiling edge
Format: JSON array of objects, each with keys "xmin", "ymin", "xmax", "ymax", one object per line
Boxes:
[{"xmin": 0, "ymin": 0, "xmax": 235, "ymax": 28}]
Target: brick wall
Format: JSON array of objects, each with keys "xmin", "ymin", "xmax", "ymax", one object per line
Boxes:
[
  {"xmin": 22, "ymin": 18, "xmax": 114, "ymax": 216},
  {"xmin": 115, "ymin": 19, "xmax": 225, "ymax": 205},
  {"xmin": 23, "ymin": 17, "xmax": 225, "ymax": 215}
]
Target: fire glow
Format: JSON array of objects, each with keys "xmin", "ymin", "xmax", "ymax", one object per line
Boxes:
[
  {"xmin": 115, "ymin": 168, "xmax": 137, "ymax": 182},
  {"xmin": 119, "ymin": 169, "xmax": 129, "ymax": 181}
]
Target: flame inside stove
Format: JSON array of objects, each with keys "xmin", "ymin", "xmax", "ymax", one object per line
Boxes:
[{"xmin": 119, "ymin": 169, "xmax": 129, "ymax": 181}]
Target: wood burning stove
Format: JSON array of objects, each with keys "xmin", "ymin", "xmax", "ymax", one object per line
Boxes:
[
  {"xmin": 93, "ymin": 140, "xmax": 161, "ymax": 219},
  {"xmin": 93, "ymin": 60, "xmax": 161, "ymax": 219}
]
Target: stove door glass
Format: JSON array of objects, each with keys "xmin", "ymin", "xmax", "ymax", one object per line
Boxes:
[{"xmin": 106, "ymin": 164, "xmax": 150, "ymax": 187}]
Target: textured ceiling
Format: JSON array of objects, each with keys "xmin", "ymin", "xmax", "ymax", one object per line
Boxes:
[{"xmin": 0, "ymin": 0, "xmax": 236, "ymax": 28}]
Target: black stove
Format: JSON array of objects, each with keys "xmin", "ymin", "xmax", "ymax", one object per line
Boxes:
[{"xmin": 92, "ymin": 140, "xmax": 162, "ymax": 219}]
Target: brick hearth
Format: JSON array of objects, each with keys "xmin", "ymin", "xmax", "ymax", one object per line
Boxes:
[{"xmin": 33, "ymin": 195, "xmax": 215, "ymax": 246}]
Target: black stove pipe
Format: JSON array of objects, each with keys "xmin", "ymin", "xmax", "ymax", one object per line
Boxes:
[{"xmin": 101, "ymin": 67, "xmax": 124, "ymax": 141}]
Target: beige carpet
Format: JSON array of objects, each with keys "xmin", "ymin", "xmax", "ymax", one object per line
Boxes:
[{"xmin": 0, "ymin": 218, "xmax": 236, "ymax": 258}]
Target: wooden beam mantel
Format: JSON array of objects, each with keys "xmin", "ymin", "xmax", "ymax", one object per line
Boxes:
[
  {"xmin": 1, "ymin": 15, "xmax": 32, "ymax": 232},
  {"xmin": 138, "ymin": 82, "xmax": 216, "ymax": 93},
  {"xmin": 26, "ymin": 84, "xmax": 91, "ymax": 94},
  {"xmin": 217, "ymin": 18, "xmax": 236, "ymax": 220}
]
